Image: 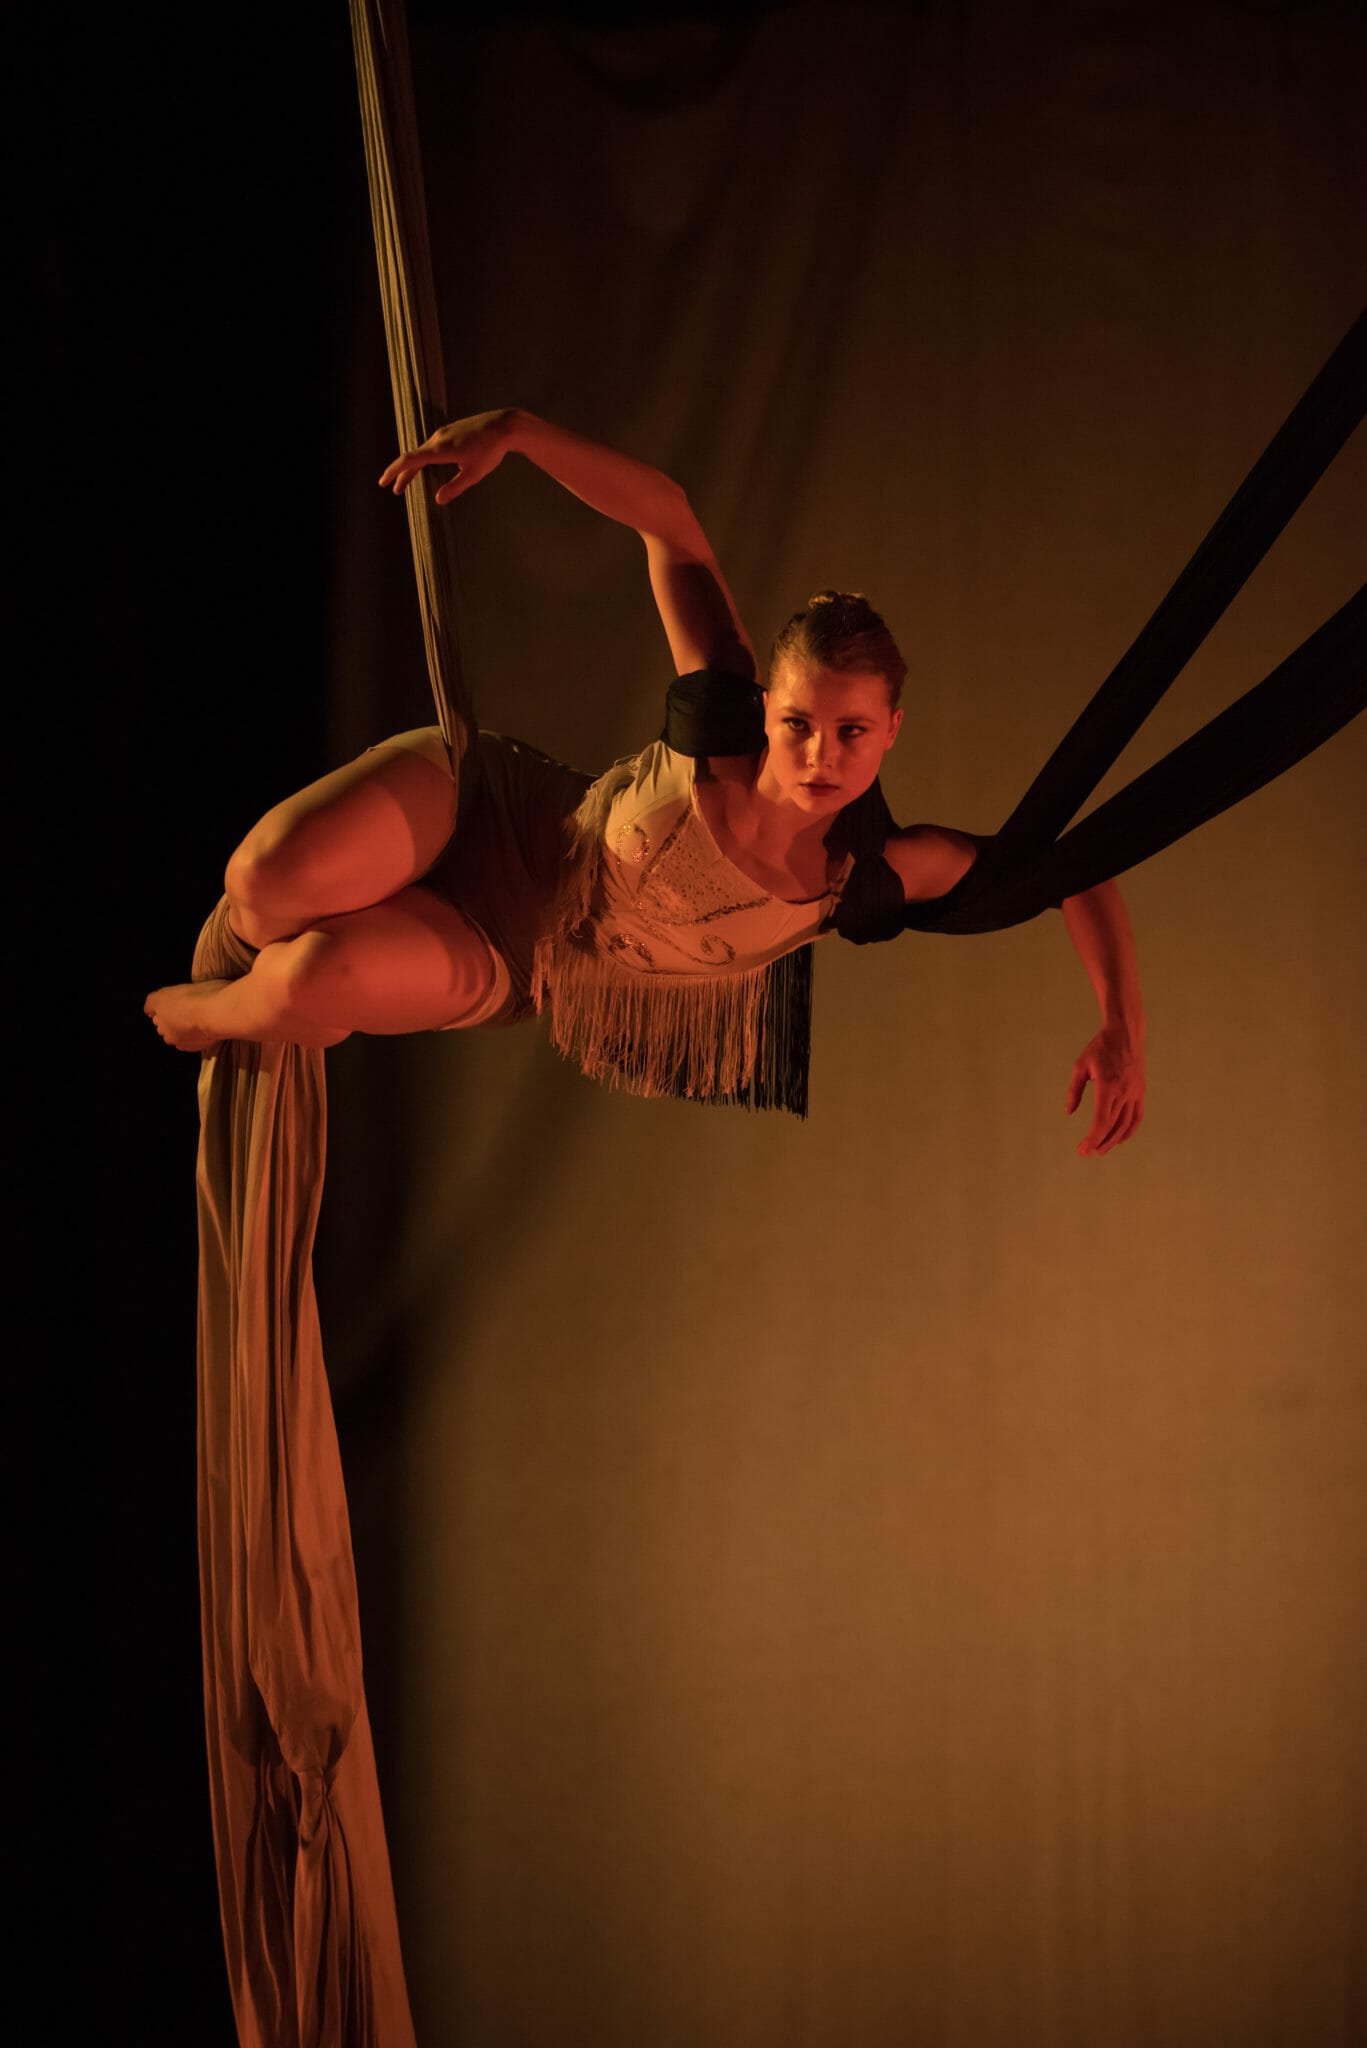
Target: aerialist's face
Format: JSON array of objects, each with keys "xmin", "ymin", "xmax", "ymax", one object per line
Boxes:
[{"xmin": 762, "ymin": 663, "xmax": 903, "ymax": 813}]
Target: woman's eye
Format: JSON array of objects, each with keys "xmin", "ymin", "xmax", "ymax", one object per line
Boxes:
[{"xmin": 784, "ymin": 718, "xmax": 807, "ymax": 731}]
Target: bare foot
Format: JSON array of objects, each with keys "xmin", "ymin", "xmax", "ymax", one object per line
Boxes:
[{"xmin": 144, "ymin": 981, "xmax": 228, "ymax": 1052}]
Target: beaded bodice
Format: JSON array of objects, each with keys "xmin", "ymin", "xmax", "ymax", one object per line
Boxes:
[{"xmin": 592, "ymin": 743, "xmax": 846, "ymax": 976}]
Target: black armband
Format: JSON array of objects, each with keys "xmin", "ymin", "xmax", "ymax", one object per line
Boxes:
[{"xmin": 663, "ymin": 669, "xmax": 765, "ymax": 758}]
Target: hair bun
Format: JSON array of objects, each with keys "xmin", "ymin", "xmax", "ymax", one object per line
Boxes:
[{"xmin": 772, "ymin": 588, "xmax": 907, "ymax": 706}]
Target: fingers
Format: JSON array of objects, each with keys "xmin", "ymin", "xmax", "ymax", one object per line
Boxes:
[
  {"xmin": 1118, "ymin": 1105, "xmax": 1142, "ymax": 1150},
  {"xmin": 1081, "ymin": 1099, "xmax": 1120, "ymax": 1156},
  {"xmin": 433, "ymin": 471, "xmax": 474, "ymax": 505},
  {"xmin": 1080, "ymin": 1090, "xmax": 1145, "ymax": 1157},
  {"xmin": 1086, "ymin": 1084, "xmax": 1122, "ymax": 1152},
  {"xmin": 377, "ymin": 450, "xmax": 484, "ymax": 502},
  {"xmin": 376, "ymin": 450, "xmax": 419, "ymax": 490},
  {"xmin": 377, "ymin": 448, "xmax": 449, "ymax": 495},
  {"xmin": 1068, "ymin": 1036, "xmax": 1145, "ymax": 1158}
]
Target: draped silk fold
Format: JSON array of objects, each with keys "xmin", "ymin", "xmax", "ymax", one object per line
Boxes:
[
  {"xmin": 194, "ymin": 900, "xmax": 415, "ymax": 2046},
  {"xmin": 191, "ymin": 3, "xmax": 457, "ymax": 2040}
]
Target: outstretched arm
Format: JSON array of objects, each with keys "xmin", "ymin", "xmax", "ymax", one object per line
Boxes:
[
  {"xmin": 380, "ymin": 408, "xmax": 756, "ymax": 681},
  {"xmin": 1058, "ymin": 879, "xmax": 1146, "ymax": 1157},
  {"xmin": 888, "ymin": 834, "xmax": 1146, "ymax": 1157}
]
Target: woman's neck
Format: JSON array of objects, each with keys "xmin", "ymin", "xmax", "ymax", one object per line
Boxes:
[
  {"xmin": 746, "ymin": 751, "xmax": 837, "ymax": 861},
  {"xmin": 693, "ymin": 751, "xmax": 837, "ymax": 901}
]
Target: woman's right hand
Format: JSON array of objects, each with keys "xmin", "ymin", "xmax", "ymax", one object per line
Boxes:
[{"xmin": 378, "ymin": 407, "xmax": 520, "ymax": 504}]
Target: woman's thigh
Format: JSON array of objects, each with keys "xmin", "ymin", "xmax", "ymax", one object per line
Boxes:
[
  {"xmin": 294, "ymin": 883, "xmax": 499, "ymax": 1035},
  {"xmin": 228, "ymin": 726, "xmax": 459, "ymax": 942}
]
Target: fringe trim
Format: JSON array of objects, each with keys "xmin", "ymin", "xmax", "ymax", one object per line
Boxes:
[
  {"xmin": 531, "ymin": 750, "xmax": 814, "ymax": 1115},
  {"xmin": 556, "ymin": 754, "xmax": 638, "ymax": 930},
  {"xmin": 534, "ymin": 934, "xmax": 812, "ymax": 1116}
]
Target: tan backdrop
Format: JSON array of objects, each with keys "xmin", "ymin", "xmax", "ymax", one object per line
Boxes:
[{"xmin": 317, "ymin": 5, "xmax": 1364, "ymax": 2042}]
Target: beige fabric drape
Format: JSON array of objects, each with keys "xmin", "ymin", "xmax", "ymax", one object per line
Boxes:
[
  {"xmin": 191, "ymin": 9, "xmax": 454, "ymax": 2039},
  {"xmin": 194, "ymin": 898, "xmax": 414, "ymax": 2046},
  {"xmin": 349, "ymin": 0, "xmax": 466, "ymax": 770}
]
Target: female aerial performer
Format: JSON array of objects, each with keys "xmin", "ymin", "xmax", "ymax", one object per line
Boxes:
[{"xmin": 144, "ymin": 407, "xmax": 1147, "ymax": 1156}]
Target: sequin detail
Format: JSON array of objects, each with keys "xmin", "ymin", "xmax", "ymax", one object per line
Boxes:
[
  {"xmin": 613, "ymin": 818, "xmax": 654, "ymax": 865},
  {"xmin": 607, "ymin": 805, "xmax": 772, "ymax": 965}
]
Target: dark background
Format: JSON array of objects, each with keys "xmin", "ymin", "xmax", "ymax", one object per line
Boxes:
[
  {"xmin": 53, "ymin": 2, "xmax": 431, "ymax": 2037},
  {"xmin": 68, "ymin": 10, "xmax": 352, "ymax": 2039}
]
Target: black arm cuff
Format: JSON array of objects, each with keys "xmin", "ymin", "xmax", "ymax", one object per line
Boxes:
[{"xmin": 663, "ymin": 669, "xmax": 766, "ymax": 757}]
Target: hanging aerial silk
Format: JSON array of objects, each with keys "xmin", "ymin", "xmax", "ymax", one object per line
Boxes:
[
  {"xmin": 828, "ymin": 308, "xmax": 1367, "ymax": 944},
  {"xmin": 193, "ymin": 899, "xmax": 416, "ymax": 2048},
  {"xmin": 188, "ymin": 0, "xmax": 1362, "ymax": 2039},
  {"xmin": 189, "ymin": 3, "xmax": 449, "ymax": 2041}
]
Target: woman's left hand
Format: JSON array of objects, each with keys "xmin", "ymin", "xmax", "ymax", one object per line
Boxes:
[
  {"xmin": 1065, "ymin": 1024, "xmax": 1145, "ymax": 1157},
  {"xmin": 378, "ymin": 408, "xmax": 518, "ymax": 503}
]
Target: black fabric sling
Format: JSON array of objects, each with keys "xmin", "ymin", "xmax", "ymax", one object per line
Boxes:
[{"xmin": 667, "ymin": 309, "xmax": 1365, "ymax": 945}]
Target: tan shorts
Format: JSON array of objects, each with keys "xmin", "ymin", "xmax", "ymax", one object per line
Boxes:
[
  {"xmin": 433, "ymin": 913, "xmax": 514, "ymax": 1031},
  {"xmin": 421, "ymin": 731, "xmax": 592, "ymax": 1029}
]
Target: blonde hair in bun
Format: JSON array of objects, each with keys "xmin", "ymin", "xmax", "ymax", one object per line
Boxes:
[{"xmin": 770, "ymin": 590, "xmax": 907, "ymax": 704}]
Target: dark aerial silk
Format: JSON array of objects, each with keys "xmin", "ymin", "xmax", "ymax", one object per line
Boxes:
[{"xmin": 667, "ymin": 310, "xmax": 1366, "ymax": 948}]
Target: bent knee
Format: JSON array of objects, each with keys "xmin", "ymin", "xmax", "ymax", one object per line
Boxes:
[
  {"xmin": 378, "ymin": 726, "xmax": 456, "ymax": 774},
  {"xmin": 234, "ymin": 933, "xmax": 350, "ymax": 1046},
  {"xmin": 225, "ymin": 830, "xmax": 284, "ymax": 910},
  {"xmin": 274, "ymin": 928, "xmax": 359, "ymax": 1024},
  {"xmin": 225, "ymin": 732, "xmax": 459, "ymax": 926},
  {"xmin": 270, "ymin": 906, "xmax": 493, "ymax": 1035},
  {"xmin": 224, "ymin": 831, "xmax": 311, "ymax": 949}
]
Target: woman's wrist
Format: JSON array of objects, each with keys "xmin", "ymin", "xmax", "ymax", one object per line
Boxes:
[
  {"xmin": 1101, "ymin": 1007, "xmax": 1146, "ymax": 1044},
  {"xmin": 500, "ymin": 406, "xmax": 535, "ymax": 452}
]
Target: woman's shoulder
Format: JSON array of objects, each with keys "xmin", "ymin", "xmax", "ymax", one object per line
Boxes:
[
  {"xmin": 883, "ymin": 824, "xmax": 979, "ymax": 902},
  {"xmin": 594, "ymin": 738, "xmax": 695, "ymax": 824}
]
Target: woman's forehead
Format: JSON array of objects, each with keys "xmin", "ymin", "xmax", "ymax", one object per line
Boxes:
[{"xmin": 768, "ymin": 664, "xmax": 889, "ymax": 713}]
